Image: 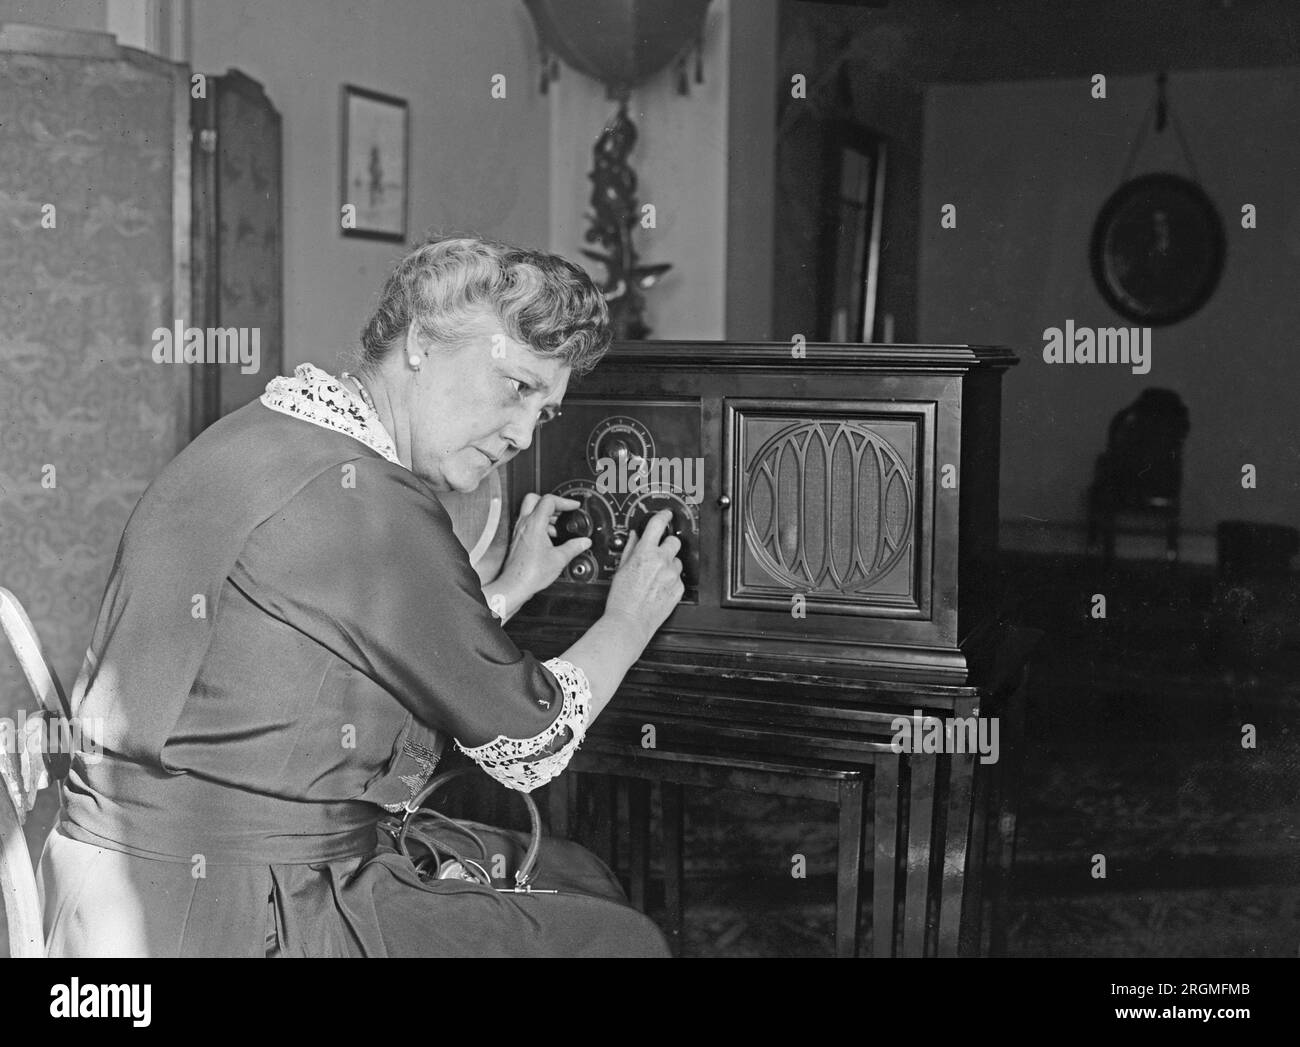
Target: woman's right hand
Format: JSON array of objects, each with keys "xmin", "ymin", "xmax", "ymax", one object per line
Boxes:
[{"xmin": 603, "ymin": 509, "xmax": 685, "ymax": 645}]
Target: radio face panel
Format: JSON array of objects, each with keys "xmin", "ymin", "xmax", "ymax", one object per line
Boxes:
[
  {"xmin": 507, "ymin": 341, "xmax": 1015, "ymax": 684},
  {"xmin": 724, "ymin": 399, "xmax": 933, "ymax": 618},
  {"xmin": 532, "ymin": 398, "xmax": 703, "ymax": 591}
]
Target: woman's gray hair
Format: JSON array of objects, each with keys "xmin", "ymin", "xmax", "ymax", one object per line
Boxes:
[{"xmin": 358, "ymin": 235, "xmax": 612, "ymax": 377}]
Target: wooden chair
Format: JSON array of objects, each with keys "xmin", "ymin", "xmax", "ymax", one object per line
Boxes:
[
  {"xmin": 1085, "ymin": 388, "xmax": 1190, "ymax": 564},
  {"xmin": 0, "ymin": 587, "xmax": 73, "ymax": 958}
]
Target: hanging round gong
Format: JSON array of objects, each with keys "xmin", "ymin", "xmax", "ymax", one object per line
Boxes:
[{"xmin": 1089, "ymin": 172, "xmax": 1225, "ymax": 326}]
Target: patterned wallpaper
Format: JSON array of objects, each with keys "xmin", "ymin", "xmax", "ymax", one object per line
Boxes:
[{"xmin": 0, "ymin": 49, "xmax": 188, "ymax": 723}]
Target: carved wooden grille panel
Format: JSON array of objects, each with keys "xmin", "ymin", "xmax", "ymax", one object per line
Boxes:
[{"xmin": 728, "ymin": 403, "xmax": 928, "ymax": 613}]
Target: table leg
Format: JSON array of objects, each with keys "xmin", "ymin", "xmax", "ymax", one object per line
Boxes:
[
  {"xmin": 628, "ymin": 778, "xmax": 651, "ymax": 912},
  {"xmin": 591, "ymin": 774, "xmax": 618, "ymax": 871},
  {"xmin": 547, "ymin": 776, "xmax": 571, "ymax": 839},
  {"xmin": 990, "ymin": 669, "xmax": 1029, "ymax": 957},
  {"xmin": 903, "ymin": 755, "xmax": 937, "ymax": 957},
  {"xmin": 938, "ymin": 749, "xmax": 976, "ymax": 957},
  {"xmin": 661, "ymin": 781, "xmax": 685, "ymax": 955},
  {"xmin": 873, "ymin": 756, "xmax": 900, "ymax": 958},
  {"xmin": 961, "ymin": 748, "xmax": 993, "ymax": 955},
  {"xmin": 836, "ymin": 777, "xmax": 865, "ymax": 958}
]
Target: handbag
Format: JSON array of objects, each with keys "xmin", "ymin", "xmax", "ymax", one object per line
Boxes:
[{"xmin": 381, "ymin": 765, "xmax": 553, "ymax": 894}]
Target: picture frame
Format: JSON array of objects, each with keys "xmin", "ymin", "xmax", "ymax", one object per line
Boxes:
[
  {"xmin": 339, "ymin": 84, "xmax": 409, "ymax": 242},
  {"xmin": 820, "ymin": 122, "xmax": 887, "ymax": 343}
]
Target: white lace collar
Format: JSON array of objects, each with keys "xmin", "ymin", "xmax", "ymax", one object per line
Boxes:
[{"xmin": 260, "ymin": 363, "xmax": 402, "ymax": 467}]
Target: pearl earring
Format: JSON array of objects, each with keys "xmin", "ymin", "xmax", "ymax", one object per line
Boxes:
[{"xmin": 408, "ymin": 353, "xmax": 422, "ymax": 370}]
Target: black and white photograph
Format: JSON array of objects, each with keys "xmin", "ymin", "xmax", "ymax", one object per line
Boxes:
[{"xmin": 0, "ymin": 0, "xmax": 1295, "ymax": 1014}]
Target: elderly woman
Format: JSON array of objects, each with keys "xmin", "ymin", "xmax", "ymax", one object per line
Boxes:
[{"xmin": 38, "ymin": 236, "xmax": 683, "ymax": 957}]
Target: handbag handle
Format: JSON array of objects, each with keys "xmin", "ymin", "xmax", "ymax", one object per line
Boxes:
[{"xmin": 397, "ymin": 765, "xmax": 544, "ymax": 889}]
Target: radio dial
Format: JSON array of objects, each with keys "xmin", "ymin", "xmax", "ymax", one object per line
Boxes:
[
  {"xmin": 627, "ymin": 491, "xmax": 700, "ymax": 587},
  {"xmin": 556, "ymin": 507, "xmax": 593, "ymax": 539},
  {"xmin": 587, "ymin": 417, "xmax": 654, "ymax": 475}
]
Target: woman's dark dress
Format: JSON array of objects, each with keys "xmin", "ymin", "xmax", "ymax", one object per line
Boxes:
[{"xmin": 38, "ymin": 389, "xmax": 669, "ymax": 957}]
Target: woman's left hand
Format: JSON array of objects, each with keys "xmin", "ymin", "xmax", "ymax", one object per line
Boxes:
[{"xmin": 486, "ymin": 493, "xmax": 591, "ymax": 620}]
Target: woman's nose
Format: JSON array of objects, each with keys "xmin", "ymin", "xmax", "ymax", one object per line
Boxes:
[{"xmin": 501, "ymin": 416, "xmax": 534, "ymax": 452}]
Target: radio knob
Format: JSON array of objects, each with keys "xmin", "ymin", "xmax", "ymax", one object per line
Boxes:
[
  {"xmin": 565, "ymin": 551, "xmax": 599, "ymax": 583},
  {"xmin": 556, "ymin": 507, "xmax": 593, "ymax": 539},
  {"xmin": 602, "ymin": 434, "xmax": 635, "ymax": 463}
]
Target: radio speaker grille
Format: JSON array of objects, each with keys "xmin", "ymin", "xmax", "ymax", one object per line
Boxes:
[{"xmin": 736, "ymin": 414, "xmax": 919, "ymax": 608}]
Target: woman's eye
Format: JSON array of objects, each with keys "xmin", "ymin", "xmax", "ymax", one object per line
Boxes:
[{"xmin": 505, "ymin": 376, "xmax": 559, "ymax": 425}]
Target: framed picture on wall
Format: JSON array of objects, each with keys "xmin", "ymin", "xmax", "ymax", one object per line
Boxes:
[
  {"xmin": 820, "ymin": 122, "xmax": 887, "ymax": 343},
  {"xmin": 340, "ymin": 84, "xmax": 409, "ymax": 242}
]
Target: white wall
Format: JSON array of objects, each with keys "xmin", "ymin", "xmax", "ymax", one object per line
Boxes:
[
  {"xmin": 548, "ymin": 0, "xmax": 730, "ymax": 340},
  {"xmin": 0, "ymin": 0, "xmax": 104, "ymax": 32},
  {"xmin": 921, "ymin": 68, "xmax": 1300, "ymax": 561},
  {"xmin": 191, "ymin": 0, "xmax": 552, "ymax": 372}
]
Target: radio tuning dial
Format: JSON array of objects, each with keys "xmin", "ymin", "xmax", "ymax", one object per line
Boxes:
[
  {"xmin": 556, "ymin": 507, "xmax": 593, "ymax": 539},
  {"xmin": 586, "ymin": 416, "xmax": 654, "ymax": 475}
]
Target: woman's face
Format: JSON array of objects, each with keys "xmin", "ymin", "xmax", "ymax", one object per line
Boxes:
[{"xmin": 406, "ymin": 314, "xmax": 570, "ymax": 493}]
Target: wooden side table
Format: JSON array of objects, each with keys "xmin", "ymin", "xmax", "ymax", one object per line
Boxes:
[
  {"xmin": 553, "ymin": 744, "xmax": 899, "ymax": 958},
  {"xmin": 545, "ymin": 626, "xmax": 1038, "ymax": 957}
]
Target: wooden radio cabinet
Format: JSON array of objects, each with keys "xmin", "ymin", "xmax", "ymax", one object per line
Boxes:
[
  {"xmin": 508, "ymin": 340, "xmax": 1018, "ymax": 684},
  {"xmin": 504, "ymin": 340, "xmax": 1030, "ymax": 957}
]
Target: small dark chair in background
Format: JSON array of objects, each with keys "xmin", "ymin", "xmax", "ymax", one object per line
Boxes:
[{"xmin": 1086, "ymin": 388, "xmax": 1190, "ymax": 564}]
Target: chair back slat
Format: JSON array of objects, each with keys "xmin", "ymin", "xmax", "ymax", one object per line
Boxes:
[
  {"xmin": 0, "ymin": 748, "xmax": 45, "ymax": 956},
  {"xmin": 0, "ymin": 588, "xmax": 66, "ymax": 958},
  {"xmin": 0, "ymin": 588, "xmax": 71, "ymax": 719}
]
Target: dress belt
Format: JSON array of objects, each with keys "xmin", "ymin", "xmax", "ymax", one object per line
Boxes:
[{"xmin": 61, "ymin": 755, "xmax": 381, "ymax": 866}]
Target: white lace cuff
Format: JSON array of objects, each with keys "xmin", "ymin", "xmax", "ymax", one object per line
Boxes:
[{"xmin": 453, "ymin": 658, "xmax": 590, "ymax": 793}]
